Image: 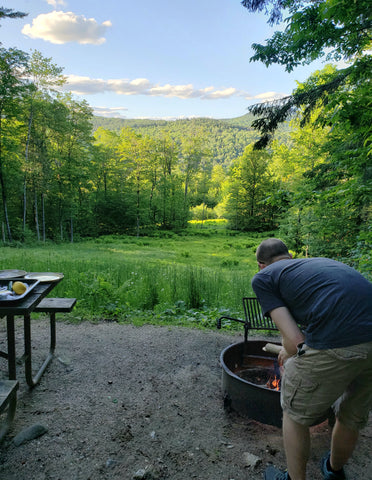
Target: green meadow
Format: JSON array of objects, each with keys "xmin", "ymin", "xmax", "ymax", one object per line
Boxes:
[{"xmin": 0, "ymin": 222, "xmax": 270, "ymax": 330}]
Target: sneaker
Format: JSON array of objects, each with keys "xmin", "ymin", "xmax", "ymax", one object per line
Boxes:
[
  {"xmin": 321, "ymin": 452, "xmax": 346, "ymax": 479},
  {"xmin": 264, "ymin": 465, "xmax": 289, "ymax": 479}
]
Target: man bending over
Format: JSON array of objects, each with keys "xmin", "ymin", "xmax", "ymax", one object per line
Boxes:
[{"xmin": 252, "ymin": 238, "xmax": 372, "ymax": 480}]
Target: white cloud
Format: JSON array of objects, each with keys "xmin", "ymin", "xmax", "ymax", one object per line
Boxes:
[
  {"xmin": 203, "ymin": 87, "xmax": 239, "ymax": 100},
  {"xmin": 46, "ymin": 0, "xmax": 66, "ymax": 8},
  {"xmin": 22, "ymin": 11, "xmax": 112, "ymax": 45},
  {"xmin": 148, "ymin": 83, "xmax": 196, "ymax": 99},
  {"xmin": 64, "ymin": 75, "xmax": 107, "ymax": 94},
  {"xmin": 93, "ymin": 106, "xmax": 128, "ymax": 118},
  {"xmin": 63, "ymin": 75, "xmax": 286, "ymax": 107},
  {"xmin": 64, "ymin": 74, "xmax": 286, "ymax": 103},
  {"xmin": 107, "ymin": 78, "xmax": 152, "ymax": 95}
]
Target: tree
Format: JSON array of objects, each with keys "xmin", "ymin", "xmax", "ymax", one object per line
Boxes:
[
  {"xmin": 268, "ymin": 74, "xmax": 371, "ymax": 260},
  {"xmin": 22, "ymin": 50, "xmax": 65, "ymax": 236},
  {"xmin": 179, "ymin": 133, "xmax": 210, "ymax": 225},
  {"xmin": 55, "ymin": 94, "xmax": 93, "ymax": 241},
  {"xmin": 116, "ymin": 128, "xmax": 155, "ymax": 235},
  {"xmin": 33, "ymin": 93, "xmax": 94, "ymax": 241},
  {"xmin": 0, "ymin": 47, "xmax": 30, "ymax": 241},
  {"xmin": 93, "ymin": 127, "xmax": 121, "ymax": 196},
  {"xmin": 152, "ymin": 135, "xmax": 179, "ymax": 228},
  {"xmin": 225, "ymin": 144, "xmax": 278, "ymax": 230},
  {"xmin": 241, "ymin": 0, "xmax": 372, "ymax": 148},
  {"xmin": 241, "ymin": 0, "xmax": 371, "ymax": 270}
]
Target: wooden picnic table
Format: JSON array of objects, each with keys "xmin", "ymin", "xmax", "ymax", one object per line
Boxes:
[
  {"xmin": 0, "ymin": 274, "xmax": 76, "ymax": 441},
  {"xmin": 0, "ymin": 278, "xmax": 62, "ymax": 385}
]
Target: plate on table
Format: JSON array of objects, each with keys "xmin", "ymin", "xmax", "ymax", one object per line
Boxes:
[
  {"xmin": 24, "ymin": 272, "xmax": 64, "ymax": 283},
  {"xmin": 0, "ymin": 269, "xmax": 27, "ymax": 279},
  {"xmin": 0, "ymin": 277, "xmax": 40, "ymax": 303}
]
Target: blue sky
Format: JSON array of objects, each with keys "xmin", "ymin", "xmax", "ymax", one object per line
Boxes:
[{"xmin": 2, "ymin": 0, "xmax": 327, "ymax": 119}]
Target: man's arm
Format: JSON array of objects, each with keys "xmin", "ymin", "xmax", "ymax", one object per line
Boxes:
[{"xmin": 269, "ymin": 306, "xmax": 305, "ymax": 363}]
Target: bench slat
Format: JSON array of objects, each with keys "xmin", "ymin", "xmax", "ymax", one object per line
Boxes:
[
  {"xmin": 0, "ymin": 380, "xmax": 18, "ymax": 413},
  {"xmin": 34, "ymin": 298, "xmax": 76, "ymax": 313}
]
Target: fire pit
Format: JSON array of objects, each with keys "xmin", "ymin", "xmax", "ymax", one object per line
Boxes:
[
  {"xmin": 217, "ymin": 298, "xmax": 333, "ymax": 428},
  {"xmin": 220, "ymin": 340, "xmax": 283, "ymax": 427}
]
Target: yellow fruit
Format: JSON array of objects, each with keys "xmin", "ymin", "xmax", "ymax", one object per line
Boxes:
[{"xmin": 12, "ymin": 281, "xmax": 27, "ymax": 295}]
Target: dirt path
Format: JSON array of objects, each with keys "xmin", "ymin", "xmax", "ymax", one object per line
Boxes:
[{"xmin": 0, "ymin": 320, "xmax": 371, "ymax": 480}]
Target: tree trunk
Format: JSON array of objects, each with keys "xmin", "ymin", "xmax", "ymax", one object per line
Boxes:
[
  {"xmin": 23, "ymin": 180, "xmax": 27, "ymax": 235},
  {"xmin": 41, "ymin": 193, "xmax": 46, "ymax": 242},
  {"xmin": 0, "ymin": 116, "xmax": 12, "ymax": 242},
  {"xmin": 201, "ymin": 203, "xmax": 205, "ymax": 228},
  {"xmin": 34, "ymin": 191, "xmax": 40, "ymax": 241},
  {"xmin": 136, "ymin": 174, "xmax": 140, "ymax": 237},
  {"xmin": 0, "ymin": 173, "xmax": 12, "ymax": 242},
  {"xmin": 23, "ymin": 108, "xmax": 33, "ymax": 232},
  {"xmin": 70, "ymin": 216, "xmax": 74, "ymax": 243},
  {"xmin": 183, "ymin": 174, "xmax": 190, "ymax": 225},
  {"xmin": 149, "ymin": 171, "xmax": 157, "ymax": 223}
]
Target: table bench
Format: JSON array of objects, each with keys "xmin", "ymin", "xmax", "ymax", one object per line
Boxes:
[
  {"xmin": 0, "ymin": 380, "xmax": 18, "ymax": 441},
  {"xmin": 26, "ymin": 297, "xmax": 76, "ymax": 387}
]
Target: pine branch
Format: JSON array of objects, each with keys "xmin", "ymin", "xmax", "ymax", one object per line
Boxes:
[
  {"xmin": 248, "ymin": 65, "xmax": 357, "ymax": 149},
  {"xmin": 0, "ymin": 7, "xmax": 27, "ymax": 21}
]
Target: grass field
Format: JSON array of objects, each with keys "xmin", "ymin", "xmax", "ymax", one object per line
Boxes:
[{"xmin": 0, "ymin": 224, "xmax": 271, "ymax": 329}]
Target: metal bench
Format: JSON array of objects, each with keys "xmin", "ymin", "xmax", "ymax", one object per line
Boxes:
[
  {"xmin": 217, "ymin": 297, "xmax": 278, "ymax": 343},
  {"xmin": 25, "ymin": 298, "xmax": 77, "ymax": 387},
  {"xmin": 0, "ymin": 380, "xmax": 18, "ymax": 441}
]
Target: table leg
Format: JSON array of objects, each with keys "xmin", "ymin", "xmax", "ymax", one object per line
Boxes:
[
  {"xmin": 50, "ymin": 312, "xmax": 56, "ymax": 352},
  {"xmin": 24, "ymin": 313, "xmax": 55, "ymax": 388},
  {"xmin": 6, "ymin": 315, "xmax": 16, "ymax": 380}
]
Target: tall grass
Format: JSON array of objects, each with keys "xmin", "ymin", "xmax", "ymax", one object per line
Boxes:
[{"xmin": 0, "ymin": 228, "xmax": 267, "ymax": 326}]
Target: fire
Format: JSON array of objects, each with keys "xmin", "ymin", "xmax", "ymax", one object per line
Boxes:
[{"xmin": 266, "ymin": 375, "xmax": 280, "ymax": 391}]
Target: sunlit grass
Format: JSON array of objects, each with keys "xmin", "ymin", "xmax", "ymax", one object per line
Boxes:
[{"xmin": 0, "ymin": 230, "xmax": 268, "ymax": 328}]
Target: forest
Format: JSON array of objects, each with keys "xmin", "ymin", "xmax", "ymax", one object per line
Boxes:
[{"xmin": 0, "ymin": 2, "xmax": 371, "ymax": 278}]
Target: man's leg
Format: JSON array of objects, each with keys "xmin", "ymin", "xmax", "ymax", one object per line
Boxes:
[
  {"xmin": 282, "ymin": 412, "xmax": 310, "ymax": 480},
  {"xmin": 330, "ymin": 418, "xmax": 359, "ymax": 471}
]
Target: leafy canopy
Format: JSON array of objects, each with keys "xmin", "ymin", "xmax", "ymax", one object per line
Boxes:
[
  {"xmin": 241, "ymin": 0, "xmax": 372, "ymax": 147},
  {"xmin": 243, "ymin": 0, "xmax": 371, "ymax": 69}
]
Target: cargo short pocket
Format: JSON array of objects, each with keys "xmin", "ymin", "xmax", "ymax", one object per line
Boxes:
[{"xmin": 281, "ymin": 368, "xmax": 319, "ymax": 411}]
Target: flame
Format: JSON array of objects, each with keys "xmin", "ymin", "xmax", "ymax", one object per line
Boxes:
[
  {"xmin": 272, "ymin": 376, "xmax": 280, "ymax": 391},
  {"xmin": 266, "ymin": 375, "xmax": 280, "ymax": 391}
]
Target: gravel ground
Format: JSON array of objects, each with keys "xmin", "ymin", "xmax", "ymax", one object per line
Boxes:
[{"xmin": 0, "ymin": 319, "xmax": 371, "ymax": 480}]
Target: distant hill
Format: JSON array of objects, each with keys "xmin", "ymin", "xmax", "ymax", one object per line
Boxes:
[
  {"xmin": 91, "ymin": 113, "xmax": 289, "ymax": 167},
  {"xmin": 91, "ymin": 112, "xmax": 257, "ymax": 132}
]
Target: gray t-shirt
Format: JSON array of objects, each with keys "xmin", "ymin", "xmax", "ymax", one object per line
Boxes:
[{"xmin": 251, "ymin": 257, "xmax": 372, "ymax": 349}]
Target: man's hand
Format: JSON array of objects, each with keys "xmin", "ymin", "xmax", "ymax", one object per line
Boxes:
[
  {"xmin": 269, "ymin": 306, "xmax": 305, "ymax": 356},
  {"xmin": 278, "ymin": 347, "xmax": 292, "ymax": 366}
]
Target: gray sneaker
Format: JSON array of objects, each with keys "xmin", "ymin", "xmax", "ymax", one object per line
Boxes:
[
  {"xmin": 264, "ymin": 465, "xmax": 289, "ymax": 479},
  {"xmin": 321, "ymin": 452, "xmax": 346, "ymax": 479}
]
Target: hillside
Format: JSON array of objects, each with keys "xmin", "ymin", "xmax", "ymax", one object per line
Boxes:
[
  {"xmin": 91, "ymin": 113, "xmax": 289, "ymax": 167},
  {"xmin": 91, "ymin": 112, "xmax": 257, "ymax": 132}
]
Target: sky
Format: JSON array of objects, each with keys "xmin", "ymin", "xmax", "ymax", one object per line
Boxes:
[{"xmin": 2, "ymin": 0, "xmax": 328, "ymax": 120}]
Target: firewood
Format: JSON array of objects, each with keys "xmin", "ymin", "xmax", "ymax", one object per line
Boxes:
[{"xmin": 262, "ymin": 343, "xmax": 282, "ymax": 354}]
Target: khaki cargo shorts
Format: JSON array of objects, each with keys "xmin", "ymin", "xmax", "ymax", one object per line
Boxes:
[{"xmin": 281, "ymin": 341, "xmax": 372, "ymax": 429}]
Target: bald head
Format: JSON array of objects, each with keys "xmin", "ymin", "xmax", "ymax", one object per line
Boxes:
[{"xmin": 256, "ymin": 238, "xmax": 291, "ymax": 267}]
